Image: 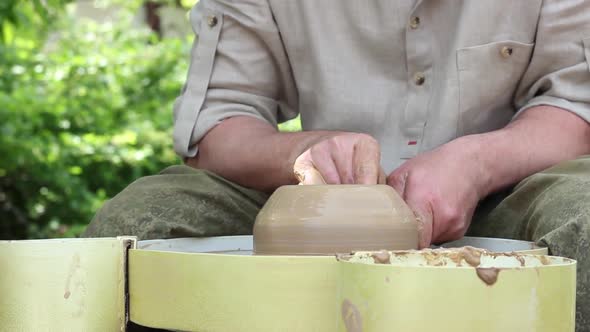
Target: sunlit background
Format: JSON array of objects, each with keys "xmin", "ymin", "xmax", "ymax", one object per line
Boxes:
[{"xmin": 0, "ymin": 0, "xmax": 301, "ymax": 240}]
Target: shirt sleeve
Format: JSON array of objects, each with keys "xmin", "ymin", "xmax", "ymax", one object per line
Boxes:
[
  {"xmin": 513, "ymin": 0, "xmax": 590, "ymax": 122},
  {"xmin": 173, "ymin": 0, "xmax": 298, "ymax": 158}
]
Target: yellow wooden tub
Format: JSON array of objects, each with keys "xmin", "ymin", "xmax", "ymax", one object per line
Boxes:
[
  {"xmin": 337, "ymin": 249, "xmax": 576, "ymax": 332},
  {"xmin": 129, "ymin": 236, "xmax": 574, "ymax": 332},
  {"xmin": 0, "ymin": 235, "xmax": 574, "ymax": 331},
  {"xmin": 0, "ymin": 237, "xmax": 135, "ymax": 331}
]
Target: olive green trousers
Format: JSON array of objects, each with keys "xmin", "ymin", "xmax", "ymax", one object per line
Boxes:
[{"xmin": 83, "ymin": 156, "xmax": 590, "ymax": 331}]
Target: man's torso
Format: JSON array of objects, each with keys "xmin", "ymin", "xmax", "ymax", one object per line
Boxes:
[{"xmin": 269, "ymin": 0, "xmax": 542, "ymax": 169}]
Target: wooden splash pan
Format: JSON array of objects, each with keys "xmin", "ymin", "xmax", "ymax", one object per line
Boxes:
[{"xmin": 0, "ymin": 236, "xmax": 576, "ymax": 331}]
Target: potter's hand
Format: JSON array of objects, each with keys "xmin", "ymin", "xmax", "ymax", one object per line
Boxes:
[
  {"xmin": 293, "ymin": 133, "xmax": 386, "ymax": 185},
  {"xmin": 387, "ymin": 138, "xmax": 487, "ymax": 248}
]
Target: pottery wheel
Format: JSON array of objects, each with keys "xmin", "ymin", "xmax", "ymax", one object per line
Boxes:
[{"xmin": 136, "ymin": 235, "xmax": 548, "ymax": 255}]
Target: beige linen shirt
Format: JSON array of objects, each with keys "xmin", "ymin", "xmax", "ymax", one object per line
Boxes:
[{"xmin": 173, "ymin": 0, "xmax": 590, "ymax": 172}]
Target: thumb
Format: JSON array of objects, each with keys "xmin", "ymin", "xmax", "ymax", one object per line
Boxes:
[
  {"xmin": 293, "ymin": 150, "xmax": 327, "ymax": 185},
  {"xmin": 388, "ymin": 170, "xmax": 433, "ymax": 248},
  {"xmin": 405, "ymin": 198, "xmax": 433, "ymax": 249}
]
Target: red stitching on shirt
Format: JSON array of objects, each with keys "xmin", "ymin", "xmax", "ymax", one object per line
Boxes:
[{"xmin": 407, "ymin": 140, "xmax": 418, "ymax": 146}]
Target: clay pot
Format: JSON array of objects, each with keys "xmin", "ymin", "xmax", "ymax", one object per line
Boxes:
[{"xmin": 253, "ymin": 185, "xmax": 419, "ymax": 255}]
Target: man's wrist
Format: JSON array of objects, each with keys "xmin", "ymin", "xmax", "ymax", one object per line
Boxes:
[
  {"xmin": 460, "ymin": 106, "xmax": 590, "ymax": 198},
  {"xmin": 448, "ymin": 134, "xmax": 496, "ymax": 198}
]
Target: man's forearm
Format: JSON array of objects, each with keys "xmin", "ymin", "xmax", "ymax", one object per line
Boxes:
[
  {"xmin": 186, "ymin": 116, "xmax": 338, "ymax": 192},
  {"xmin": 465, "ymin": 105, "xmax": 590, "ymax": 196}
]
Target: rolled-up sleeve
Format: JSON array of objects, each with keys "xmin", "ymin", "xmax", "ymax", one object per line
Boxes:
[
  {"xmin": 173, "ymin": 0, "xmax": 298, "ymax": 157},
  {"xmin": 513, "ymin": 0, "xmax": 590, "ymax": 122}
]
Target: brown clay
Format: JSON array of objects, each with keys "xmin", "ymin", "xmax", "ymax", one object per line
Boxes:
[
  {"xmin": 476, "ymin": 267, "xmax": 501, "ymax": 286},
  {"xmin": 539, "ymin": 255, "xmax": 551, "ymax": 265},
  {"xmin": 64, "ymin": 253, "xmax": 80, "ymax": 300},
  {"xmin": 515, "ymin": 255, "xmax": 526, "ymax": 266},
  {"xmin": 371, "ymin": 250, "xmax": 391, "ymax": 264},
  {"xmin": 253, "ymin": 185, "xmax": 419, "ymax": 255},
  {"xmin": 460, "ymin": 246, "xmax": 482, "ymax": 267},
  {"xmin": 410, "ymin": 246, "xmax": 483, "ymax": 267},
  {"xmin": 341, "ymin": 299, "xmax": 363, "ymax": 332}
]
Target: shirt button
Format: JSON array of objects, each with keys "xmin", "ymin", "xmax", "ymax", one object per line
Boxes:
[
  {"xmin": 413, "ymin": 72, "xmax": 425, "ymax": 86},
  {"xmin": 207, "ymin": 15, "xmax": 218, "ymax": 28},
  {"xmin": 500, "ymin": 46, "xmax": 513, "ymax": 58},
  {"xmin": 409, "ymin": 16, "xmax": 420, "ymax": 29}
]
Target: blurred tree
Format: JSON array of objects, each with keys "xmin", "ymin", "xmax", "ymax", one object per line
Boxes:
[
  {"xmin": 0, "ymin": 0, "xmax": 300, "ymax": 240},
  {"xmin": 0, "ymin": 0, "xmax": 72, "ymax": 43},
  {"xmin": 0, "ymin": 0, "xmax": 185, "ymax": 239}
]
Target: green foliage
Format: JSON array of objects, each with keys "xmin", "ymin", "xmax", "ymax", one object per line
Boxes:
[
  {"xmin": 0, "ymin": 0, "xmax": 71, "ymax": 44},
  {"xmin": 278, "ymin": 116, "xmax": 302, "ymax": 132},
  {"xmin": 0, "ymin": 3, "xmax": 187, "ymax": 239},
  {"xmin": 0, "ymin": 0, "xmax": 301, "ymax": 240}
]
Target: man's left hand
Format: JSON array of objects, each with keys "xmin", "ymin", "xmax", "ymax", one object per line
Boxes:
[{"xmin": 387, "ymin": 137, "xmax": 489, "ymax": 248}]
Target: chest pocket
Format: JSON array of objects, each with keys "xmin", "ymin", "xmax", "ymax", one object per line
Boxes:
[{"xmin": 457, "ymin": 40, "xmax": 534, "ymax": 135}]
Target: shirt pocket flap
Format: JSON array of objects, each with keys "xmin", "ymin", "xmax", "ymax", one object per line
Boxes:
[{"xmin": 457, "ymin": 40, "xmax": 534, "ymax": 71}]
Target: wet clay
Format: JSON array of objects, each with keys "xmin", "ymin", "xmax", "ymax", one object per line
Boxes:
[
  {"xmin": 460, "ymin": 246, "xmax": 482, "ymax": 267},
  {"xmin": 64, "ymin": 253, "xmax": 81, "ymax": 300},
  {"xmin": 515, "ymin": 255, "xmax": 526, "ymax": 266},
  {"xmin": 476, "ymin": 267, "xmax": 501, "ymax": 286},
  {"xmin": 409, "ymin": 246, "xmax": 484, "ymax": 267},
  {"xmin": 253, "ymin": 185, "xmax": 419, "ymax": 255},
  {"xmin": 371, "ymin": 250, "xmax": 391, "ymax": 264},
  {"xmin": 293, "ymin": 163, "xmax": 326, "ymax": 185},
  {"xmin": 341, "ymin": 299, "xmax": 363, "ymax": 332},
  {"xmin": 539, "ymin": 255, "xmax": 551, "ymax": 265},
  {"xmin": 345, "ymin": 246, "xmax": 552, "ymax": 270}
]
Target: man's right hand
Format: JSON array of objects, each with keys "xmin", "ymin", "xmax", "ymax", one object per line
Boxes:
[
  {"xmin": 293, "ymin": 133, "xmax": 385, "ymax": 185},
  {"xmin": 190, "ymin": 116, "xmax": 384, "ymax": 191}
]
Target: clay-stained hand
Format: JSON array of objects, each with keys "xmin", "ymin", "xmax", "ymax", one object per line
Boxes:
[
  {"xmin": 293, "ymin": 133, "xmax": 386, "ymax": 185},
  {"xmin": 387, "ymin": 137, "xmax": 489, "ymax": 248}
]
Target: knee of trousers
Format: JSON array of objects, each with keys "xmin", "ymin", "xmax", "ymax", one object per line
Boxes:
[
  {"xmin": 518, "ymin": 158, "xmax": 590, "ymax": 331},
  {"xmin": 83, "ymin": 167, "xmax": 261, "ymax": 240},
  {"xmin": 513, "ymin": 159, "xmax": 590, "ymax": 256}
]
